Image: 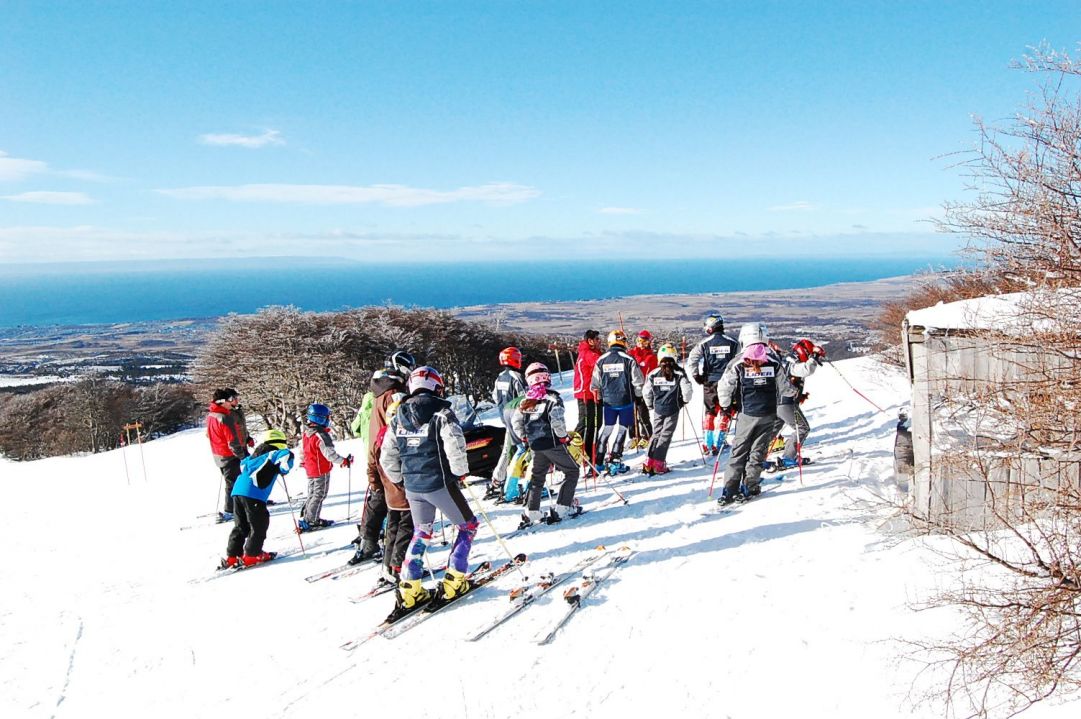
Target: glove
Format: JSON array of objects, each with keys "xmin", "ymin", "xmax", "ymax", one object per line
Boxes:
[
  {"xmin": 693, "ymin": 374, "xmax": 705, "ymax": 385},
  {"xmin": 246, "ymin": 436, "xmax": 255, "ymax": 448},
  {"xmin": 798, "ymin": 392, "xmax": 809, "ymax": 404},
  {"xmin": 340, "ymin": 454, "xmax": 353, "ymax": 468},
  {"xmin": 812, "ymin": 345, "xmax": 826, "ymax": 361},
  {"xmin": 558, "ymin": 435, "xmax": 570, "ymax": 446}
]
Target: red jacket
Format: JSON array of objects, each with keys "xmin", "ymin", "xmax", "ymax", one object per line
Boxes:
[
  {"xmin": 630, "ymin": 346, "xmax": 658, "ymax": 377},
  {"xmin": 206, "ymin": 403, "xmax": 245, "ymax": 458},
  {"xmin": 573, "ymin": 340, "xmax": 602, "ymax": 400},
  {"xmin": 303, "ymin": 426, "xmax": 343, "ymax": 477}
]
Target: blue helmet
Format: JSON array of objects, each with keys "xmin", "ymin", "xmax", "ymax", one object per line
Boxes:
[{"xmin": 306, "ymin": 403, "xmax": 331, "ymax": 427}]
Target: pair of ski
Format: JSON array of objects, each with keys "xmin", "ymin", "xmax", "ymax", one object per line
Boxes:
[
  {"xmin": 466, "ymin": 545, "xmax": 633, "ymax": 642},
  {"xmin": 712, "ymin": 477, "xmax": 785, "ymax": 514},
  {"xmin": 761, "ymin": 448, "xmax": 854, "ymax": 473},
  {"xmin": 339, "ymin": 553, "xmax": 528, "ymax": 651},
  {"xmin": 304, "ymin": 553, "xmax": 382, "ymax": 583},
  {"xmin": 346, "ymin": 561, "xmax": 450, "ymax": 604}
]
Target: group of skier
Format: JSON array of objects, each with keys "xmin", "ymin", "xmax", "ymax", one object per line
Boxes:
[{"xmin": 207, "ymin": 310, "xmax": 826, "ymax": 621}]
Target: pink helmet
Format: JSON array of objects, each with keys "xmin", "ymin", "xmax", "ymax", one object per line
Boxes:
[
  {"xmin": 525, "ymin": 362, "xmax": 551, "ymax": 387},
  {"xmin": 407, "ymin": 366, "xmax": 445, "ymax": 395}
]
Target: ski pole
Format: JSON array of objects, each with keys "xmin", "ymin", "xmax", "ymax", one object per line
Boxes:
[
  {"xmin": 346, "ymin": 462, "xmax": 352, "ymax": 520},
  {"xmin": 681, "ymin": 406, "xmax": 709, "ymax": 466},
  {"xmin": 439, "ymin": 510, "xmax": 449, "ymax": 546},
  {"xmin": 794, "ymin": 415, "xmax": 804, "ymax": 487},
  {"xmin": 459, "ymin": 477, "xmax": 528, "ymax": 581},
  {"xmin": 278, "ymin": 474, "xmax": 306, "ymax": 556},
  {"xmin": 825, "ymin": 359, "xmax": 888, "ymax": 415},
  {"xmin": 580, "ymin": 456, "xmax": 629, "ymax": 504}
]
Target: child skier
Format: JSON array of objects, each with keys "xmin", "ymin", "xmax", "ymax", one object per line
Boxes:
[
  {"xmin": 484, "ymin": 346, "xmax": 527, "ymax": 500},
  {"xmin": 221, "ymin": 429, "xmax": 294, "ymax": 568},
  {"xmin": 771, "ymin": 338, "xmax": 826, "ymax": 469},
  {"xmin": 686, "ymin": 312, "xmax": 739, "ymax": 455},
  {"xmin": 511, "ymin": 362, "xmax": 581, "ymax": 527},
  {"xmin": 589, "ymin": 330, "xmax": 645, "ymax": 475},
  {"xmin": 716, "ymin": 323, "xmax": 797, "ymax": 504},
  {"xmin": 379, "ymin": 366, "xmax": 480, "ymax": 622},
  {"xmin": 641, "ymin": 343, "xmax": 693, "ymax": 475},
  {"xmin": 629, "ymin": 330, "xmax": 658, "ymax": 449},
  {"xmin": 299, "ymin": 402, "xmax": 352, "ymax": 532}
]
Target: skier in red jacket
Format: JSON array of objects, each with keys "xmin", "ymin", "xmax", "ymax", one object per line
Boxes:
[
  {"xmin": 572, "ymin": 329, "xmax": 602, "ymax": 469},
  {"xmin": 629, "ymin": 330, "xmax": 658, "ymax": 448}
]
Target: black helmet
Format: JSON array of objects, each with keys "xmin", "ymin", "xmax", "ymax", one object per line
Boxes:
[
  {"xmin": 385, "ymin": 350, "xmax": 417, "ymax": 376},
  {"xmin": 703, "ymin": 312, "xmax": 724, "ymax": 335}
]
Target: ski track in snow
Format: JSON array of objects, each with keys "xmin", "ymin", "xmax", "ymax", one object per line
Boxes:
[{"xmin": 3, "ymin": 357, "xmax": 1080, "ymax": 718}]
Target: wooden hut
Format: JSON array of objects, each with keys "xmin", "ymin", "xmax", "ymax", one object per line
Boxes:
[{"xmin": 902, "ymin": 291, "xmax": 1077, "ymax": 529}]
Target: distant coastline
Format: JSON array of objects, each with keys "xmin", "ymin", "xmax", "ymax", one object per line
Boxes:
[
  {"xmin": 0, "ymin": 273, "xmax": 919, "ymax": 382},
  {"xmin": 0, "ymin": 256, "xmax": 952, "ymax": 329}
]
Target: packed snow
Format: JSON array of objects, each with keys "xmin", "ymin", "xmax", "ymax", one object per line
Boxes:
[{"xmin": 3, "ymin": 357, "xmax": 1079, "ymax": 719}]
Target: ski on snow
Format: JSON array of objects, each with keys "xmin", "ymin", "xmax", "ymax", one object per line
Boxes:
[
  {"xmin": 304, "ymin": 554, "xmax": 382, "ymax": 583},
  {"xmin": 339, "ymin": 554, "xmax": 527, "ymax": 651},
  {"xmin": 466, "ymin": 546, "xmax": 612, "ymax": 641},
  {"xmin": 347, "ymin": 563, "xmax": 448, "ymax": 604},
  {"xmin": 535, "ymin": 546, "xmax": 636, "ymax": 645}
]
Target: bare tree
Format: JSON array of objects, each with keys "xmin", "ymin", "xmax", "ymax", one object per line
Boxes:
[{"xmin": 907, "ymin": 43, "xmax": 1081, "ymax": 718}]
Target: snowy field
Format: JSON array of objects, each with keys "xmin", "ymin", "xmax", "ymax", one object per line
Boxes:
[{"xmin": 3, "ymin": 356, "xmax": 1079, "ymax": 719}]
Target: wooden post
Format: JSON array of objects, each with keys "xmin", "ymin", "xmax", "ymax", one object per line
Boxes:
[
  {"xmin": 551, "ymin": 344, "xmax": 564, "ymax": 385},
  {"xmin": 124, "ymin": 422, "xmax": 147, "ymax": 483}
]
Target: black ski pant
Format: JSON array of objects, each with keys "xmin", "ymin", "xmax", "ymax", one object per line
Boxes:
[
  {"xmin": 526, "ymin": 445, "xmax": 581, "ymax": 512},
  {"xmin": 647, "ymin": 412, "xmax": 678, "ymax": 463},
  {"xmin": 634, "ymin": 397, "xmax": 653, "ymax": 442},
  {"xmin": 226, "ymin": 495, "xmax": 270, "ymax": 557},
  {"xmin": 723, "ymin": 413, "xmax": 777, "ymax": 496},
  {"xmin": 574, "ymin": 399, "xmax": 600, "ymax": 464},
  {"xmin": 382, "ymin": 508, "xmax": 414, "ymax": 576},
  {"xmin": 216, "ymin": 456, "xmax": 242, "ymax": 514},
  {"xmin": 358, "ymin": 484, "xmax": 388, "ymax": 544}
]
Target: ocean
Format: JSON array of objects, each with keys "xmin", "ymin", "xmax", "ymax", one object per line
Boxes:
[{"xmin": 0, "ymin": 256, "xmax": 954, "ymax": 328}]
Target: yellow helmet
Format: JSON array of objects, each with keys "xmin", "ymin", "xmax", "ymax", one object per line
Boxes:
[
  {"xmin": 607, "ymin": 329, "xmax": 627, "ymax": 348},
  {"xmin": 260, "ymin": 429, "xmax": 289, "ymax": 449},
  {"xmin": 658, "ymin": 343, "xmax": 678, "ymax": 362}
]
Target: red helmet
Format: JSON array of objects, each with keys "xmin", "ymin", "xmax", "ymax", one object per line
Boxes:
[
  {"xmin": 499, "ymin": 346, "xmax": 523, "ymax": 369},
  {"xmin": 525, "ymin": 362, "xmax": 551, "ymax": 386},
  {"xmin": 636, "ymin": 330, "xmax": 653, "ymax": 344},
  {"xmin": 793, "ymin": 339, "xmax": 816, "ymax": 362}
]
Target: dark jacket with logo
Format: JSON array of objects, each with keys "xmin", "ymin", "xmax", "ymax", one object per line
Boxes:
[
  {"xmin": 589, "ymin": 348, "xmax": 645, "ymax": 407},
  {"xmin": 379, "ymin": 392, "xmax": 470, "ymax": 494}
]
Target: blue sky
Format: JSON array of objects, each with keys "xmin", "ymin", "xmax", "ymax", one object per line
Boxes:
[{"xmin": 0, "ymin": 2, "xmax": 1076, "ymax": 263}]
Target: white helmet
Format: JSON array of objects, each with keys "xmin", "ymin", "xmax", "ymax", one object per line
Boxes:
[
  {"xmin": 407, "ymin": 366, "xmax": 444, "ymax": 396},
  {"xmin": 738, "ymin": 322, "xmax": 769, "ymax": 348}
]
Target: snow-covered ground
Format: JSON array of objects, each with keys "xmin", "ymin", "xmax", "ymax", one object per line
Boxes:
[{"xmin": 3, "ymin": 357, "xmax": 1079, "ymax": 719}]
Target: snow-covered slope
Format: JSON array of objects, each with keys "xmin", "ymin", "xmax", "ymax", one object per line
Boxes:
[{"xmin": 2, "ymin": 357, "xmax": 1077, "ymax": 718}]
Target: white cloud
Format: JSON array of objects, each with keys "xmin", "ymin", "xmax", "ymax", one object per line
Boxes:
[
  {"xmin": 1, "ymin": 191, "xmax": 95, "ymax": 205},
  {"xmin": 198, "ymin": 129, "xmax": 286, "ymax": 148},
  {"xmin": 0, "ymin": 151, "xmax": 48, "ymax": 182},
  {"xmin": 598, "ymin": 207, "xmax": 643, "ymax": 215},
  {"xmin": 768, "ymin": 200, "xmax": 818, "ymax": 212},
  {"xmin": 156, "ymin": 182, "xmax": 541, "ymax": 207}
]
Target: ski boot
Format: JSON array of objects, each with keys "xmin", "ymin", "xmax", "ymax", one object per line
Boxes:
[
  {"xmin": 296, "ymin": 518, "xmax": 312, "ymax": 532},
  {"xmin": 482, "ymin": 482, "xmax": 504, "ymax": 501},
  {"xmin": 640, "ymin": 458, "xmax": 656, "ymax": 476},
  {"xmin": 348, "ymin": 538, "xmax": 381, "ymax": 565},
  {"xmin": 653, "ymin": 460, "xmax": 670, "ymax": 475},
  {"xmin": 219, "ymin": 555, "xmax": 241, "ymax": 570},
  {"xmin": 717, "ymin": 487, "xmax": 739, "ymax": 506},
  {"xmin": 518, "ymin": 509, "xmax": 544, "ymax": 529},
  {"xmin": 746, "ymin": 484, "xmax": 762, "ymax": 497},
  {"xmin": 216, "ymin": 511, "xmax": 234, "ymax": 524},
  {"xmin": 241, "ymin": 551, "xmax": 277, "ymax": 567},
  {"xmin": 385, "ymin": 579, "xmax": 431, "ymax": 623},
  {"xmin": 501, "ymin": 477, "xmax": 522, "ymax": 503},
  {"xmin": 435, "ymin": 569, "xmax": 471, "ymax": 603},
  {"xmin": 313, "ymin": 518, "xmax": 334, "ymax": 528}
]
